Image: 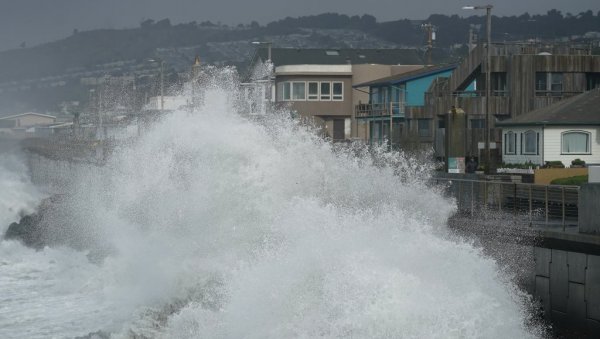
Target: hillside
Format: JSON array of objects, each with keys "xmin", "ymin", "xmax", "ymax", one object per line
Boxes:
[{"xmin": 0, "ymin": 10, "xmax": 598, "ymax": 114}]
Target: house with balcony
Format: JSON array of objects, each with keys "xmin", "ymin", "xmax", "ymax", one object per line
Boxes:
[
  {"xmin": 352, "ymin": 64, "xmax": 458, "ymax": 149},
  {"xmin": 424, "ymin": 43, "xmax": 600, "ymax": 168},
  {"xmin": 497, "ymin": 88, "xmax": 600, "ymax": 167},
  {"xmin": 245, "ymin": 48, "xmax": 424, "ymax": 141}
]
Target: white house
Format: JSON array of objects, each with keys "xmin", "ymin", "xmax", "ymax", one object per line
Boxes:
[{"xmin": 498, "ymin": 88, "xmax": 600, "ymax": 167}]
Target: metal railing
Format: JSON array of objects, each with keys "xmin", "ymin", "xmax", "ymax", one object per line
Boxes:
[
  {"xmin": 432, "ymin": 178, "xmax": 580, "ymax": 231},
  {"xmin": 355, "ymin": 102, "xmax": 405, "ymax": 118}
]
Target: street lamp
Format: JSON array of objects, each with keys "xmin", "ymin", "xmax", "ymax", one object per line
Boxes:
[
  {"xmin": 147, "ymin": 58, "xmax": 165, "ymax": 111},
  {"xmin": 463, "ymin": 4, "xmax": 493, "ymax": 173}
]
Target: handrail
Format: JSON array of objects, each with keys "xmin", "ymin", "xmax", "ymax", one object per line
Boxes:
[
  {"xmin": 355, "ymin": 101, "xmax": 405, "ymax": 118},
  {"xmin": 431, "ymin": 177, "xmax": 580, "ymax": 230}
]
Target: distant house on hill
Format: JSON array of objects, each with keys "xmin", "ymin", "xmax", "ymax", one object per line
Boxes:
[
  {"xmin": 0, "ymin": 112, "xmax": 56, "ymax": 128},
  {"xmin": 245, "ymin": 47, "xmax": 424, "ymax": 141},
  {"xmin": 0, "ymin": 112, "xmax": 57, "ymax": 137},
  {"xmin": 497, "ymin": 88, "xmax": 600, "ymax": 167}
]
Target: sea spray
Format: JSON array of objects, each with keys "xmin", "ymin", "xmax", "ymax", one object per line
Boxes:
[{"xmin": 1, "ymin": 68, "xmax": 541, "ymax": 338}]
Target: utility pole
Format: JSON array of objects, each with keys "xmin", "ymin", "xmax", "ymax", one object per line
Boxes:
[
  {"xmin": 463, "ymin": 5, "xmax": 493, "ymax": 173},
  {"xmin": 421, "ymin": 23, "xmax": 436, "ymax": 65}
]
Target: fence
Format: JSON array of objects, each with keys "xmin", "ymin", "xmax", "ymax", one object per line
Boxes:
[{"xmin": 432, "ymin": 178, "xmax": 580, "ymax": 231}]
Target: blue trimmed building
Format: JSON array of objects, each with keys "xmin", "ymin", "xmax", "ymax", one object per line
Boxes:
[{"xmin": 353, "ymin": 64, "xmax": 458, "ymax": 149}]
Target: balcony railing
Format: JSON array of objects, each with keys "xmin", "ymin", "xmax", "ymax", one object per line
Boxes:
[
  {"xmin": 431, "ymin": 177, "xmax": 580, "ymax": 230},
  {"xmin": 355, "ymin": 102, "xmax": 405, "ymax": 118}
]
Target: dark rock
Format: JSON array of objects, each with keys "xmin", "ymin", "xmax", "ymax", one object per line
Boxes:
[{"xmin": 5, "ymin": 213, "xmax": 45, "ymax": 248}]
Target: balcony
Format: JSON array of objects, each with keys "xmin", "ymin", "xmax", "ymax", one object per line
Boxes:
[{"xmin": 355, "ymin": 102, "xmax": 405, "ymax": 119}]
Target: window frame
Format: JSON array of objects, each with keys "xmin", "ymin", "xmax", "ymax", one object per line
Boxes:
[
  {"xmin": 281, "ymin": 82, "xmax": 291, "ymax": 101},
  {"xmin": 535, "ymin": 72, "xmax": 564, "ymax": 96},
  {"xmin": 291, "ymin": 81, "xmax": 306, "ymax": 101},
  {"xmin": 332, "ymin": 81, "xmax": 343, "ymax": 101},
  {"xmin": 505, "ymin": 131, "xmax": 517, "ymax": 155},
  {"xmin": 470, "ymin": 119, "xmax": 485, "ymax": 129},
  {"xmin": 522, "ymin": 130, "xmax": 538, "ymax": 155},
  {"xmin": 561, "ymin": 130, "xmax": 591, "ymax": 155},
  {"xmin": 307, "ymin": 81, "xmax": 319, "ymax": 101},
  {"xmin": 320, "ymin": 82, "xmax": 331, "ymax": 101}
]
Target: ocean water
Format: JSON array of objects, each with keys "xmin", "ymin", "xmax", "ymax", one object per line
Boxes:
[{"xmin": 0, "ymin": 70, "xmax": 541, "ymax": 338}]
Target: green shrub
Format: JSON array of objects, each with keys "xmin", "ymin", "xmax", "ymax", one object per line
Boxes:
[
  {"xmin": 544, "ymin": 160, "xmax": 565, "ymax": 168},
  {"xmin": 550, "ymin": 175, "xmax": 589, "ymax": 186}
]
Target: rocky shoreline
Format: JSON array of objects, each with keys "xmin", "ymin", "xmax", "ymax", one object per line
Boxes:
[{"xmin": 3, "ymin": 194, "xmax": 113, "ymax": 262}]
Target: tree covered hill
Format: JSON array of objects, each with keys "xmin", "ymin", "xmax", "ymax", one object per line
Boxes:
[
  {"xmin": 1, "ymin": 10, "xmax": 599, "ymax": 82},
  {"xmin": 0, "ymin": 10, "xmax": 598, "ymax": 114}
]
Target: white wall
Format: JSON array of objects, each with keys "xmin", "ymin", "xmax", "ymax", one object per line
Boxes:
[
  {"xmin": 543, "ymin": 126, "xmax": 600, "ymax": 166},
  {"xmin": 501, "ymin": 126, "xmax": 543, "ymax": 165}
]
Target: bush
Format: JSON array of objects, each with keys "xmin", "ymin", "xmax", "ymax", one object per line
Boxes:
[
  {"xmin": 544, "ymin": 160, "xmax": 565, "ymax": 168},
  {"xmin": 571, "ymin": 158, "xmax": 586, "ymax": 167},
  {"xmin": 551, "ymin": 175, "xmax": 589, "ymax": 186}
]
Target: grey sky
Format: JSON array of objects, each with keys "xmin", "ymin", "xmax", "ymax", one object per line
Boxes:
[{"xmin": 0, "ymin": 0, "xmax": 598, "ymax": 50}]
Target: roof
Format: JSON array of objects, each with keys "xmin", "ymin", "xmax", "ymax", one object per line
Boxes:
[
  {"xmin": 353, "ymin": 63, "xmax": 458, "ymax": 88},
  {"xmin": 0, "ymin": 112, "xmax": 57, "ymax": 120},
  {"xmin": 253, "ymin": 48, "xmax": 423, "ymax": 67},
  {"xmin": 497, "ymin": 88, "xmax": 600, "ymax": 127}
]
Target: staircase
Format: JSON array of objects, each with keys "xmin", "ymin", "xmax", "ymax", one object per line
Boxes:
[{"xmin": 448, "ymin": 44, "xmax": 485, "ymax": 92}]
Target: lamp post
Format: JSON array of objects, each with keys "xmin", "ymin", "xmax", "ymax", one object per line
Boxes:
[
  {"xmin": 252, "ymin": 41, "xmax": 273, "ymax": 103},
  {"xmin": 463, "ymin": 4, "xmax": 493, "ymax": 173}
]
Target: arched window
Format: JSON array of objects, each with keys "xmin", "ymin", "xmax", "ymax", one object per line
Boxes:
[
  {"xmin": 523, "ymin": 130, "xmax": 538, "ymax": 155},
  {"xmin": 561, "ymin": 131, "xmax": 591, "ymax": 154},
  {"xmin": 505, "ymin": 131, "xmax": 516, "ymax": 155}
]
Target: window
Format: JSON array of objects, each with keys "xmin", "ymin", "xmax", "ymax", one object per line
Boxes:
[
  {"xmin": 505, "ymin": 131, "xmax": 516, "ymax": 155},
  {"xmin": 332, "ymin": 82, "xmax": 343, "ymax": 100},
  {"xmin": 282, "ymin": 82, "xmax": 291, "ymax": 100},
  {"xmin": 535, "ymin": 73, "xmax": 547, "ymax": 92},
  {"xmin": 587, "ymin": 73, "xmax": 600, "ymax": 90},
  {"xmin": 523, "ymin": 130, "xmax": 538, "ymax": 155},
  {"xmin": 536, "ymin": 72, "xmax": 563, "ymax": 96},
  {"xmin": 292, "ymin": 82, "xmax": 306, "ymax": 100},
  {"xmin": 308, "ymin": 82, "xmax": 319, "ymax": 100},
  {"xmin": 550, "ymin": 73, "xmax": 563, "ymax": 93},
  {"xmin": 470, "ymin": 119, "xmax": 485, "ymax": 129},
  {"xmin": 320, "ymin": 82, "xmax": 331, "ymax": 100},
  {"xmin": 491, "ymin": 72, "xmax": 507, "ymax": 96},
  {"xmin": 280, "ymin": 81, "xmax": 344, "ymax": 102},
  {"xmin": 562, "ymin": 131, "xmax": 590, "ymax": 154},
  {"xmin": 418, "ymin": 119, "xmax": 430, "ymax": 137}
]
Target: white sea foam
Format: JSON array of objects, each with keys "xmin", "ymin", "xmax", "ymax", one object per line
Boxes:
[{"xmin": 0, "ymin": 69, "xmax": 540, "ymax": 338}]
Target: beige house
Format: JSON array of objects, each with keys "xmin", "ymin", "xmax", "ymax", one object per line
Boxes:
[
  {"xmin": 0, "ymin": 112, "xmax": 57, "ymax": 137},
  {"xmin": 247, "ymin": 48, "xmax": 424, "ymax": 141},
  {"xmin": 0, "ymin": 112, "xmax": 56, "ymax": 127}
]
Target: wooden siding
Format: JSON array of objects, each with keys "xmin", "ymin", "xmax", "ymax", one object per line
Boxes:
[
  {"xmin": 449, "ymin": 44, "xmax": 484, "ymax": 91},
  {"xmin": 543, "ymin": 126, "xmax": 600, "ymax": 166},
  {"xmin": 425, "ymin": 94, "xmax": 510, "ymax": 117}
]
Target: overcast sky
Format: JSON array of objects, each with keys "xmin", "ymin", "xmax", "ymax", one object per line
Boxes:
[{"xmin": 0, "ymin": 0, "xmax": 598, "ymax": 50}]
